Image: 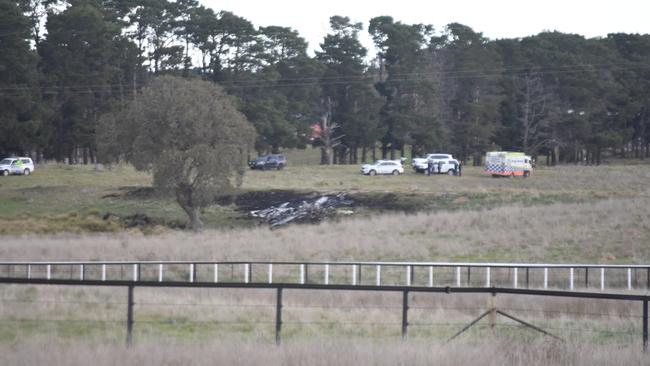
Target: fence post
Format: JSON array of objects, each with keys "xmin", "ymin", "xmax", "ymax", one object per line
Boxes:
[
  {"xmin": 486, "ymin": 267, "xmax": 490, "ymax": 287},
  {"xmin": 275, "ymin": 287, "xmax": 283, "ymax": 346},
  {"xmin": 525, "ymin": 267, "xmax": 530, "ymax": 288},
  {"xmin": 402, "ymin": 290, "xmax": 409, "ymax": 341},
  {"xmin": 456, "ymin": 266, "xmax": 461, "ymax": 287},
  {"xmin": 126, "ymin": 285, "xmax": 134, "ymax": 347},
  {"xmin": 406, "ymin": 265, "xmax": 411, "ymax": 286},
  {"xmin": 428, "ymin": 266, "xmax": 433, "ymax": 287},
  {"xmin": 513, "ymin": 268, "xmax": 518, "ymax": 289},
  {"xmin": 158, "ymin": 264, "xmax": 163, "ymax": 282},
  {"xmin": 300, "ymin": 264, "xmax": 305, "ymax": 284},
  {"xmin": 569, "ymin": 268, "xmax": 574, "ymax": 290},
  {"xmin": 628, "ymin": 268, "xmax": 632, "ymax": 290},
  {"xmin": 643, "ymin": 299, "xmax": 648, "ymax": 352},
  {"xmin": 376, "ymin": 265, "xmax": 381, "ymax": 286},
  {"xmin": 324, "ymin": 264, "xmax": 329, "ymax": 285},
  {"xmin": 600, "ymin": 268, "xmax": 605, "ymax": 291},
  {"xmin": 543, "ymin": 268, "xmax": 548, "ymax": 289},
  {"xmin": 268, "ymin": 264, "xmax": 273, "ymax": 284}
]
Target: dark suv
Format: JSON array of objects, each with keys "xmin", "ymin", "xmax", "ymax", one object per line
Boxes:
[{"xmin": 248, "ymin": 154, "xmax": 286, "ymax": 170}]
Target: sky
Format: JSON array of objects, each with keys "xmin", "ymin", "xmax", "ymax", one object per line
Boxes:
[{"xmin": 203, "ymin": 0, "xmax": 650, "ymax": 55}]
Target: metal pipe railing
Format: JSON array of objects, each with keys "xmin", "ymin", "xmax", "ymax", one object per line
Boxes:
[{"xmin": 1, "ymin": 260, "xmax": 649, "ymax": 292}]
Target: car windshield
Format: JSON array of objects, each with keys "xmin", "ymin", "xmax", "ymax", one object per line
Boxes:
[{"xmin": 0, "ymin": 159, "xmax": 13, "ymax": 165}]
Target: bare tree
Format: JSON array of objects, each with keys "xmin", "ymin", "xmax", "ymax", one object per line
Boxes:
[
  {"xmin": 319, "ymin": 97, "xmax": 344, "ymax": 165},
  {"xmin": 517, "ymin": 73, "xmax": 549, "ymax": 153}
]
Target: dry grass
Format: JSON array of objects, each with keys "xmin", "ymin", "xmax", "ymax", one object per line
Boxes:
[
  {"xmin": 0, "ymin": 284, "xmax": 646, "ymax": 365},
  {"xmin": 2, "ymin": 159, "xmax": 650, "ymax": 361},
  {"xmin": 0, "ymin": 337, "xmax": 646, "ymax": 366},
  {"xmin": 2, "ymin": 197, "xmax": 649, "ymax": 263}
]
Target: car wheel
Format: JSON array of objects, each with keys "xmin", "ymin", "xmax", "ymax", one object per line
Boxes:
[
  {"xmin": 369, "ymin": 170, "xmax": 376, "ymax": 176},
  {"xmin": 509, "ymin": 173, "xmax": 515, "ymax": 178},
  {"xmin": 523, "ymin": 171, "xmax": 530, "ymax": 178},
  {"xmin": 2, "ymin": 170, "xmax": 8, "ymax": 176},
  {"xmin": 447, "ymin": 169, "xmax": 455, "ymax": 176},
  {"xmin": 392, "ymin": 170, "xmax": 400, "ymax": 176},
  {"xmin": 23, "ymin": 169, "xmax": 30, "ymax": 176},
  {"xmin": 277, "ymin": 164, "xmax": 284, "ymax": 170}
]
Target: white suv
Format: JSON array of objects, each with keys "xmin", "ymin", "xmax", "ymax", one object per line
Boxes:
[
  {"xmin": 411, "ymin": 153, "xmax": 459, "ymax": 175},
  {"xmin": 0, "ymin": 157, "xmax": 35, "ymax": 176},
  {"xmin": 360, "ymin": 160, "xmax": 404, "ymax": 176}
]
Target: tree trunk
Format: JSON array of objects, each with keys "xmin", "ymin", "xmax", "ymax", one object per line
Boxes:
[
  {"xmin": 176, "ymin": 187, "xmax": 204, "ymax": 232},
  {"xmin": 361, "ymin": 146, "xmax": 367, "ymax": 163}
]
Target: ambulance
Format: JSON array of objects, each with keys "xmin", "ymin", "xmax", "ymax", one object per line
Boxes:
[{"xmin": 484, "ymin": 151, "xmax": 533, "ymax": 177}]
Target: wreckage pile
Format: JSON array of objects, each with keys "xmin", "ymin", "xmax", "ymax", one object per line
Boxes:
[{"xmin": 250, "ymin": 193, "xmax": 353, "ymax": 228}]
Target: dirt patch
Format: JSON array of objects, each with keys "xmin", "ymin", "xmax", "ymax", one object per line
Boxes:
[{"xmin": 102, "ymin": 212, "xmax": 186, "ymax": 230}]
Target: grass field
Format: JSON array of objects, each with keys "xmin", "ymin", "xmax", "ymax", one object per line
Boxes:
[
  {"xmin": 1, "ymin": 150, "xmax": 649, "ymax": 235},
  {"xmin": 2, "ymin": 152, "xmax": 650, "ymax": 364}
]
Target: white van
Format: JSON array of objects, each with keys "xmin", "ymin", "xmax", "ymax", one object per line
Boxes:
[{"xmin": 0, "ymin": 157, "xmax": 35, "ymax": 176}]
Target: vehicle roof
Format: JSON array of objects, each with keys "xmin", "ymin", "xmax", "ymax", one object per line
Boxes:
[{"xmin": 372, "ymin": 160, "xmax": 401, "ymax": 164}]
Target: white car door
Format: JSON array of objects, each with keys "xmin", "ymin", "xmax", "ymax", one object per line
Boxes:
[
  {"xmin": 441, "ymin": 161, "xmax": 452, "ymax": 173},
  {"xmin": 377, "ymin": 162, "xmax": 389, "ymax": 174},
  {"xmin": 10, "ymin": 161, "xmax": 19, "ymax": 174}
]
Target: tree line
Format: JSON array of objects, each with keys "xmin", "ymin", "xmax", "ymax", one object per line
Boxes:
[{"xmin": 2, "ymin": 0, "xmax": 650, "ymax": 166}]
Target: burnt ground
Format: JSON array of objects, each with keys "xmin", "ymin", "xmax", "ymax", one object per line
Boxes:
[
  {"xmin": 217, "ymin": 190, "xmax": 436, "ymax": 212},
  {"xmin": 101, "ymin": 187, "xmax": 484, "ymax": 230}
]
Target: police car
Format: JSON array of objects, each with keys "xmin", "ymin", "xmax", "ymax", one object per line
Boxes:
[{"xmin": 0, "ymin": 157, "xmax": 35, "ymax": 176}]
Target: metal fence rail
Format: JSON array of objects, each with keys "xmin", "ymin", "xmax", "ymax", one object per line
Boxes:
[
  {"xmin": 0, "ymin": 277, "xmax": 648, "ymax": 351},
  {"xmin": 1, "ymin": 260, "xmax": 649, "ymax": 292}
]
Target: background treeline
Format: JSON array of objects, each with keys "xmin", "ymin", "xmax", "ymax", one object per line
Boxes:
[{"xmin": 2, "ymin": 0, "xmax": 650, "ymax": 165}]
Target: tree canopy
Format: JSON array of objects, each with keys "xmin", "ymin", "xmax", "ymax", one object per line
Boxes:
[
  {"xmin": 3, "ymin": 0, "xmax": 650, "ymax": 166},
  {"xmin": 99, "ymin": 75, "xmax": 255, "ymax": 230}
]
